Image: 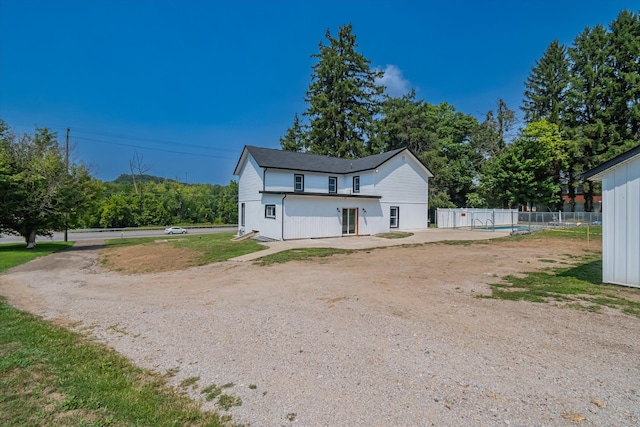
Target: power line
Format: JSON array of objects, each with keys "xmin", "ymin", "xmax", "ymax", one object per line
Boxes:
[
  {"xmin": 2, "ymin": 122, "xmax": 239, "ymax": 155},
  {"xmin": 70, "ymin": 127, "xmax": 238, "ymax": 153},
  {"xmin": 75, "ymin": 137, "xmax": 237, "ymax": 159}
]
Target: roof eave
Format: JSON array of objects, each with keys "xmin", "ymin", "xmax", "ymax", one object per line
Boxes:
[
  {"xmin": 583, "ymin": 144, "xmax": 640, "ymax": 181},
  {"xmin": 232, "ymin": 146, "xmax": 249, "ymax": 176},
  {"xmin": 260, "ymin": 190, "xmax": 382, "ymax": 199}
]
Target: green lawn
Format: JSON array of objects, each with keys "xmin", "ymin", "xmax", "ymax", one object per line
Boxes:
[
  {"xmin": 0, "ymin": 297, "xmax": 229, "ymax": 427},
  {"xmin": 0, "ymin": 240, "xmax": 238, "ymax": 426},
  {"xmin": 0, "ymin": 242, "xmax": 73, "ymax": 273},
  {"xmin": 256, "ymin": 247, "xmax": 354, "ymax": 266},
  {"xmin": 486, "ymin": 253, "xmax": 640, "ymax": 318}
]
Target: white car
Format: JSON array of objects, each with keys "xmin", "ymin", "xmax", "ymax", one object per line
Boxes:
[{"xmin": 164, "ymin": 226, "xmax": 187, "ymax": 235}]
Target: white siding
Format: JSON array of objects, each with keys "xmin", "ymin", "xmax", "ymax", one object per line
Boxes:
[
  {"xmin": 601, "ymin": 155, "xmax": 640, "ymax": 288},
  {"xmin": 266, "ymin": 169, "xmax": 379, "ymax": 195},
  {"xmin": 375, "ymin": 154, "xmax": 429, "ymax": 230},
  {"xmin": 256, "ymin": 194, "xmax": 284, "ymax": 240},
  {"xmin": 238, "ymin": 155, "xmax": 262, "ymax": 201},
  {"xmin": 357, "ymin": 200, "xmax": 386, "ymax": 235},
  {"xmin": 237, "ymin": 155, "xmax": 264, "ymax": 235},
  {"xmin": 283, "ymin": 196, "xmax": 342, "ymax": 239},
  {"xmin": 266, "ymin": 170, "xmax": 338, "ymax": 193},
  {"xmin": 282, "ymin": 196, "xmax": 388, "ymax": 239},
  {"xmin": 345, "ymin": 171, "xmax": 375, "ymax": 194}
]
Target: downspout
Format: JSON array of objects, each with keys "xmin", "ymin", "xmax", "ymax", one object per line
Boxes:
[
  {"xmin": 263, "ymin": 168, "xmax": 267, "ymax": 191},
  {"xmin": 281, "ymin": 194, "xmax": 287, "ymax": 241}
]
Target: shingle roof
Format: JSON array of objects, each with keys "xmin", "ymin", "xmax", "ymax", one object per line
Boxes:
[{"xmin": 235, "ymin": 145, "xmax": 431, "ymax": 175}]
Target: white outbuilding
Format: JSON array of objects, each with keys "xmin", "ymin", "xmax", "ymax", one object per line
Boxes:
[{"xmin": 583, "ymin": 144, "xmax": 640, "ymax": 288}]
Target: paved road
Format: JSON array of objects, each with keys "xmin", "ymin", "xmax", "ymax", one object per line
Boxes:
[{"xmin": 0, "ymin": 227, "xmax": 237, "ymax": 245}]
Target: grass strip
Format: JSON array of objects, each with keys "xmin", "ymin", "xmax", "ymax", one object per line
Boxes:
[
  {"xmin": 105, "ymin": 232, "xmax": 266, "ymax": 264},
  {"xmin": 375, "ymin": 232, "xmax": 413, "ymax": 239},
  {"xmin": 255, "ymin": 247, "xmax": 354, "ymax": 266},
  {"xmin": 0, "ymin": 242, "xmax": 73, "ymax": 273},
  {"xmin": 485, "ymin": 254, "xmax": 640, "ymax": 318},
  {"xmin": 0, "ymin": 297, "xmax": 227, "ymax": 426}
]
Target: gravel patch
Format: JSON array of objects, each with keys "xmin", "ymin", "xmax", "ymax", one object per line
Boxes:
[{"xmin": 1, "ymin": 238, "xmax": 638, "ymax": 426}]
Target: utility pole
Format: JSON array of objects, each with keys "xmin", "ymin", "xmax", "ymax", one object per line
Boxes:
[{"xmin": 64, "ymin": 128, "xmax": 69, "ymax": 242}]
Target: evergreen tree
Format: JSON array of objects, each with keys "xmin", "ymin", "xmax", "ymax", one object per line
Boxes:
[
  {"xmin": 279, "ymin": 113, "xmax": 307, "ymax": 152},
  {"xmin": 302, "ymin": 24, "xmax": 383, "ymax": 158},
  {"xmin": 567, "ymin": 24, "xmax": 613, "ymax": 211},
  {"xmin": 606, "ymin": 10, "xmax": 640, "ymax": 143},
  {"xmin": 372, "ymin": 90, "xmax": 432, "ymax": 153},
  {"xmin": 522, "ymin": 40, "xmax": 571, "ymax": 124},
  {"xmin": 496, "ymin": 98, "xmax": 516, "ymax": 148}
]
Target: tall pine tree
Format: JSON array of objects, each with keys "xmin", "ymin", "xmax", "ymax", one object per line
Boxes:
[
  {"xmin": 279, "ymin": 113, "xmax": 307, "ymax": 152},
  {"xmin": 606, "ymin": 10, "xmax": 640, "ymax": 144},
  {"xmin": 567, "ymin": 24, "xmax": 613, "ymax": 211},
  {"xmin": 522, "ymin": 40, "xmax": 571, "ymax": 124},
  {"xmin": 280, "ymin": 24, "xmax": 383, "ymax": 158}
]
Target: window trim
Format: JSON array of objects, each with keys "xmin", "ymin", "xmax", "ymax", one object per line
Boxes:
[
  {"xmin": 328, "ymin": 176, "xmax": 337, "ymax": 193},
  {"xmin": 265, "ymin": 204, "xmax": 276, "ymax": 219},
  {"xmin": 294, "ymin": 174, "xmax": 304, "ymax": 192},
  {"xmin": 353, "ymin": 176, "xmax": 360, "ymax": 193},
  {"xmin": 390, "ymin": 206, "xmax": 399, "ymax": 228}
]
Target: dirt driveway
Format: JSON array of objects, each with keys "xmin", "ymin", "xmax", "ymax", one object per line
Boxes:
[{"xmin": 1, "ymin": 234, "xmax": 639, "ymax": 426}]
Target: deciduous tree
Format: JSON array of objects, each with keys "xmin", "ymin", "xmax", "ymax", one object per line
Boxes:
[
  {"xmin": 0, "ymin": 120, "xmax": 98, "ymax": 247},
  {"xmin": 480, "ymin": 120, "xmax": 568, "ymax": 210}
]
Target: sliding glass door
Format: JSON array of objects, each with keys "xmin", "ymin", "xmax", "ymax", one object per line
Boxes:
[{"xmin": 342, "ymin": 208, "xmax": 357, "ymax": 235}]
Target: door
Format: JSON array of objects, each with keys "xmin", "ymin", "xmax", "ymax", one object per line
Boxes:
[{"xmin": 342, "ymin": 208, "xmax": 357, "ymax": 235}]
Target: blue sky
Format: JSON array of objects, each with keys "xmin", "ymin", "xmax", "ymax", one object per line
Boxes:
[{"xmin": 1, "ymin": 0, "xmax": 637, "ymax": 184}]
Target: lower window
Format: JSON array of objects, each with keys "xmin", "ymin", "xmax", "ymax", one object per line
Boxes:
[
  {"xmin": 390, "ymin": 206, "xmax": 399, "ymax": 228},
  {"xmin": 265, "ymin": 204, "xmax": 276, "ymax": 218}
]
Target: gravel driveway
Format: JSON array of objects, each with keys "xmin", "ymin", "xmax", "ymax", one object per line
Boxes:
[{"xmin": 1, "ymin": 236, "xmax": 638, "ymax": 426}]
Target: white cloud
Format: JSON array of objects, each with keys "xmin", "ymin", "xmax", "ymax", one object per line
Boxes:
[{"xmin": 374, "ymin": 64, "xmax": 411, "ymax": 97}]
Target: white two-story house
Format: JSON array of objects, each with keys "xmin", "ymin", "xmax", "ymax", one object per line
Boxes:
[{"xmin": 233, "ymin": 145, "xmax": 433, "ymax": 240}]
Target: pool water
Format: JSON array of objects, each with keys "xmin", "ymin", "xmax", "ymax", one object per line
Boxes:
[{"xmin": 476, "ymin": 225, "xmax": 534, "ymax": 231}]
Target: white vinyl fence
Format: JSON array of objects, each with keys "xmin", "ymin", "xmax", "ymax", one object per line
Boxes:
[
  {"xmin": 436, "ymin": 208, "xmax": 518, "ymax": 229},
  {"xmin": 436, "ymin": 208, "xmax": 603, "ymax": 230}
]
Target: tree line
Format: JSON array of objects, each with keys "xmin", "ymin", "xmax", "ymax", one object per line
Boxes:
[
  {"xmin": 1, "ymin": 120, "xmax": 237, "ymax": 246},
  {"xmin": 80, "ymin": 177, "xmax": 237, "ymax": 229},
  {"xmin": 281, "ymin": 11, "xmax": 639, "ymax": 211}
]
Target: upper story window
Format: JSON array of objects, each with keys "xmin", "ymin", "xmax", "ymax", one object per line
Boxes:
[
  {"xmin": 353, "ymin": 176, "xmax": 360, "ymax": 193},
  {"xmin": 294, "ymin": 174, "xmax": 304, "ymax": 192},
  {"xmin": 328, "ymin": 176, "xmax": 337, "ymax": 193}
]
